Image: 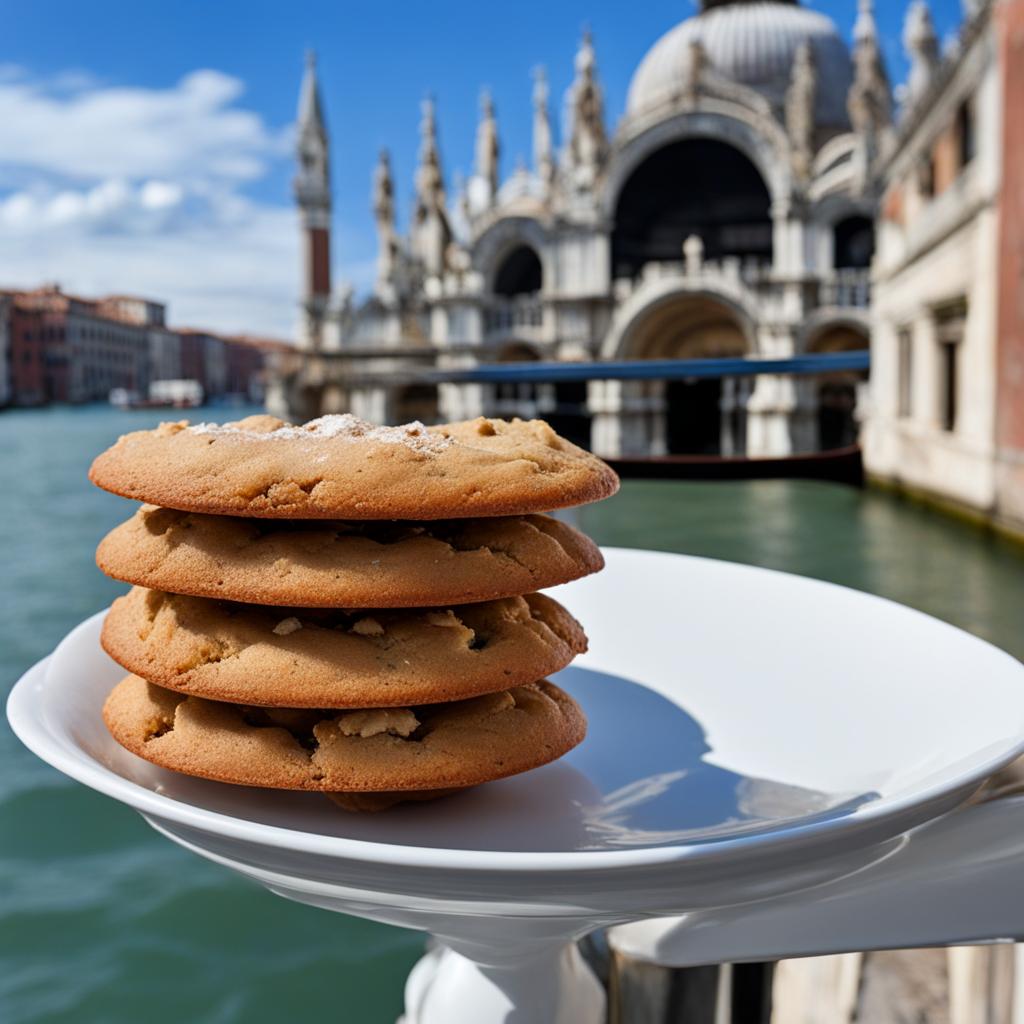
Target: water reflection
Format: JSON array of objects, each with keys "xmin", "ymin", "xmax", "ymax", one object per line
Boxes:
[{"xmin": 561, "ymin": 666, "xmax": 875, "ymax": 850}]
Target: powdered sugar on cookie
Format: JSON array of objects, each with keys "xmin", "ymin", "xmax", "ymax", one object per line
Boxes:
[{"xmin": 189, "ymin": 414, "xmax": 454, "ymax": 454}]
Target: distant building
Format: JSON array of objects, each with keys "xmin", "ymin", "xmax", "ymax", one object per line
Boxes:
[
  {"xmin": 865, "ymin": 0, "xmax": 1024, "ymax": 535},
  {"xmin": 6, "ymin": 293, "xmax": 64, "ymax": 405},
  {"xmin": 0, "ymin": 285, "xmax": 283, "ymax": 409},
  {"xmin": 278, "ymin": 2, "xmax": 890, "ymax": 457},
  {"xmin": 5, "ymin": 286, "xmax": 152, "ymax": 404},
  {"xmin": 0, "ymin": 296, "xmax": 9, "ymax": 407}
]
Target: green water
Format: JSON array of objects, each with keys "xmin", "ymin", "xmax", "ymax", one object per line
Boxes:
[{"xmin": 2, "ymin": 405, "xmax": 1023, "ymax": 1023}]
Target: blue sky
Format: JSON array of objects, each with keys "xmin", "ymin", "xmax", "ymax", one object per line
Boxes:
[{"xmin": 1, "ymin": 0, "xmax": 965, "ymax": 337}]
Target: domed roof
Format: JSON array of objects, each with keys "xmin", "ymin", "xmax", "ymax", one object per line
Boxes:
[{"xmin": 626, "ymin": 1, "xmax": 854, "ymax": 130}]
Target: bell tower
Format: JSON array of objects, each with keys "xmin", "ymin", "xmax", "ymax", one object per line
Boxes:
[{"xmin": 294, "ymin": 51, "xmax": 331, "ymax": 350}]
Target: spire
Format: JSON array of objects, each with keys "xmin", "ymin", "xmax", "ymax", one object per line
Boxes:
[
  {"xmin": 372, "ymin": 148, "xmax": 398, "ymax": 288},
  {"xmin": 565, "ymin": 28, "xmax": 607, "ymax": 189},
  {"xmin": 848, "ymin": 0, "xmax": 891, "ymax": 138},
  {"xmin": 373, "ymin": 148, "xmax": 394, "ymax": 228},
  {"xmin": 298, "ymin": 50, "xmax": 326, "ymax": 141},
  {"xmin": 785, "ymin": 41, "xmax": 817, "ymax": 179},
  {"xmin": 412, "ymin": 96, "xmax": 452, "ymax": 278},
  {"xmin": 415, "ymin": 96, "xmax": 445, "ymax": 211},
  {"xmin": 903, "ymin": 0, "xmax": 940, "ymax": 108},
  {"xmin": 293, "ymin": 51, "xmax": 331, "ymax": 351},
  {"xmin": 853, "ymin": 0, "xmax": 878, "ymax": 45},
  {"xmin": 474, "ymin": 88, "xmax": 500, "ymax": 206},
  {"xmin": 294, "ymin": 49, "xmax": 330, "ymax": 221},
  {"xmin": 453, "ymin": 169, "xmax": 471, "ymax": 239},
  {"xmin": 532, "ymin": 66, "xmax": 554, "ymax": 189}
]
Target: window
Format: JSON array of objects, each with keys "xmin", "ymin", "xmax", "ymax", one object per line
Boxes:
[
  {"xmin": 956, "ymin": 99, "xmax": 976, "ymax": 169},
  {"xmin": 916, "ymin": 155, "xmax": 935, "ymax": 200},
  {"xmin": 935, "ymin": 302, "xmax": 966, "ymax": 433},
  {"xmin": 833, "ymin": 216, "xmax": 875, "ymax": 270},
  {"xmin": 939, "ymin": 342, "xmax": 958, "ymax": 432},
  {"xmin": 897, "ymin": 329, "xmax": 913, "ymax": 418}
]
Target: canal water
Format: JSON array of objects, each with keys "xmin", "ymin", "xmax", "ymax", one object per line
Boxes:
[{"xmin": 2, "ymin": 404, "xmax": 1023, "ymax": 1024}]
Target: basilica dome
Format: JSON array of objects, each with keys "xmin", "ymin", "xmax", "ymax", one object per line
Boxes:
[{"xmin": 626, "ymin": 0, "xmax": 854, "ymax": 130}]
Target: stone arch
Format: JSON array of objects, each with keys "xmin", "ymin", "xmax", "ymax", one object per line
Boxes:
[
  {"xmin": 391, "ymin": 383, "xmax": 440, "ymax": 425},
  {"xmin": 602, "ymin": 280, "xmax": 759, "ymax": 361},
  {"xmin": 495, "ymin": 341, "xmax": 542, "ymax": 362},
  {"xmin": 802, "ymin": 319, "xmax": 870, "ymax": 451},
  {"xmin": 599, "ymin": 287, "xmax": 757, "ymax": 457},
  {"xmin": 832, "ymin": 215, "xmax": 875, "ymax": 270},
  {"xmin": 799, "ymin": 313, "xmax": 870, "ymax": 354},
  {"xmin": 808, "ymin": 193, "xmax": 876, "ymax": 272},
  {"xmin": 481, "ymin": 339, "xmax": 544, "ymax": 422},
  {"xmin": 493, "ymin": 245, "xmax": 542, "ymax": 297},
  {"xmin": 603, "ymin": 109, "xmax": 793, "ymax": 222},
  {"xmin": 610, "ymin": 136, "xmax": 774, "ymax": 279},
  {"xmin": 472, "ymin": 216, "xmax": 550, "ymax": 295}
]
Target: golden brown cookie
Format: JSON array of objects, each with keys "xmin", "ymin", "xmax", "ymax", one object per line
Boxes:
[
  {"xmin": 103, "ymin": 675, "xmax": 586, "ymax": 792},
  {"xmin": 326, "ymin": 789, "xmax": 464, "ymax": 813},
  {"xmin": 101, "ymin": 587, "xmax": 587, "ymax": 708},
  {"xmin": 88, "ymin": 414, "xmax": 619, "ymax": 519},
  {"xmin": 97, "ymin": 506, "xmax": 603, "ymax": 607}
]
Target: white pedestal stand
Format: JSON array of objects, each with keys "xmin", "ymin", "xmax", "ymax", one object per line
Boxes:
[{"xmin": 9, "ymin": 550, "xmax": 1024, "ymax": 1024}]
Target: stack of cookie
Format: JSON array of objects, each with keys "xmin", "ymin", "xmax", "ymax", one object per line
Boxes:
[{"xmin": 89, "ymin": 414, "xmax": 618, "ymax": 811}]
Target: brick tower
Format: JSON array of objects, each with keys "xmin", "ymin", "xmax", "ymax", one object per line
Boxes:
[{"xmin": 294, "ymin": 51, "xmax": 331, "ymax": 351}]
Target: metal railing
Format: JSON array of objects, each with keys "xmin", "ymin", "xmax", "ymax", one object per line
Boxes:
[
  {"xmin": 420, "ymin": 350, "xmax": 870, "ymax": 385},
  {"xmin": 819, "ymin": 269, "xmax": 871, "ymax": 308},
  {"xmin": 483, "ymin": 296, "xmax": 543, "ymax": 337}
]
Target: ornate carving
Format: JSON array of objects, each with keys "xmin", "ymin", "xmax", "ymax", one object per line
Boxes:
[
  {"xmin": 903, "ymin": 0, "xmax": 940, "ymax": 109},
  {"xmin": 294, "ymin": 51, "xmax": 331, "ymax": 351},
  {"xmin": 847, "ymin": 0, "xmax": 892, "ymax": 138},
  {"xmin": 532, "ymin": 67, "xmax": 555, "ymax": 191},
  {"xmin": 565, "ymin": 30, "xmax": 607, "ymax": 189},
  {"xmin": 294, "ymin": 50, "xmax": 330, "ymax": 220},
  {"xmin": 412, "ymin": 97, "xmax": 453, "ymax": 278},
  {"xmin": 474, "ymin": 88, "xmax": 500, "ymax": 206},
  {"xmin": 372, "ymin": 149, "xmax": 399, "ymax": 288},
  {"xmin": 785, "ymin": 41, "xmax": 817, "ymax": 179},
  {"xmin": 682, "ymin": 40, "xmax": 708, "ymax": 107}
]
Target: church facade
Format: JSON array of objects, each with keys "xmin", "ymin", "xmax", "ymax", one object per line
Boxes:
[{"xmin": 274, "ymin": 0, "xmax": 899, "ymax": 460}]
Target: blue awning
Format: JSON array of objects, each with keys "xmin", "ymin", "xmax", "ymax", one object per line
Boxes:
[{"xmin": 422, "ymin": 350, "xmax": 870, "ymax": 384}]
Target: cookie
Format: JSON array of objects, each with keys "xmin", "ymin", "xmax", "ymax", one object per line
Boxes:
[
  {"xmin": 97, "ymin": 506, "xmax": 603, "ymax": 608},
  {"xmin": 101, "ymin": 587, "xmax": 587, "ymax": 708},
  {"xmin": 326, "ymin": 789, "xmax": 464, "ymax": 812},
  {"xmin": 102, "ymin": 675, "xmax": 587, "ymax": 792},
  {"xmin": 89, "ymin": 414, "xmax": 619, "ymax": 519}
]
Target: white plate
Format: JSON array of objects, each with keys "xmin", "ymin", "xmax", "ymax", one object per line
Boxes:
[{"xmin": 9, "ymin": 548, "xmax": 1024, "ymax": 893}]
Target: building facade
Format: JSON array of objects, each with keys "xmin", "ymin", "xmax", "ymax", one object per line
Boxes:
[
  {"xmin": 276, "ymin": 0, "xmax": 893, "ymax": 459},
  {"xmin": 865, "ymin": 0, "xmax": 1024, "ymax": 535},
  {"xmin": 0, "ymin": 285, "xmax": 281, "ymax": 408}
]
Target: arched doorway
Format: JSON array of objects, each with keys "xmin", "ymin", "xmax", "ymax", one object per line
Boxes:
[
  {"xmin": 486, "ymin": 245, "xmax": 543, "ymax": 339},
  {"xmin": 493, "ymin": 245, "xmax": 542, "ymax": 296},
  {"xmin": 486, "ymin": 341, "xmax": 541, "ymax": 419},
  {"xmin": 392, "ymin": 383, "xmax": 440, "ymax": 425},
  {"xmin": 625, "ymin": 294, "xmax": 750, "ymax": 455},
  {"xmin": 832, "ymin": 215, "xmax": 875, "ymax": 269},
  {"xmin": 612, "ymin": 139, "xmax": 773, "ymax": 280},
  {"xmin": 548, "ymin": 377, "xmax": 591, "ymax": 450},
  {"xmin": 808, "ymin": 324, "xmax": 868, "ymax": 450}
]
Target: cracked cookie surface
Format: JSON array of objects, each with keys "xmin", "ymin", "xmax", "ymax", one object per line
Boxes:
[
  {"xmin": 103, "ymin": 675, "xmax": 587, "ymax": 792},
  {"xmin": 89, "ymin": 414, "xmax": 620, "ymax": 519},
  {"xmin": 97, "ymin": 506, "xmax": 603, "ymax": 607},
  {"xmin": 101, "ymin": 586, "xmax": 587, "ymax": 707}
]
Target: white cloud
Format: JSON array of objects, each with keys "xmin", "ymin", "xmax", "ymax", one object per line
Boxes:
[
  {"xmin": 0, "ymin": 65, "xmax": 319, "ymax": 338},
  {"xmin": 0, "ymin": 67, "xmax": 286, "ymax": 184}
]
